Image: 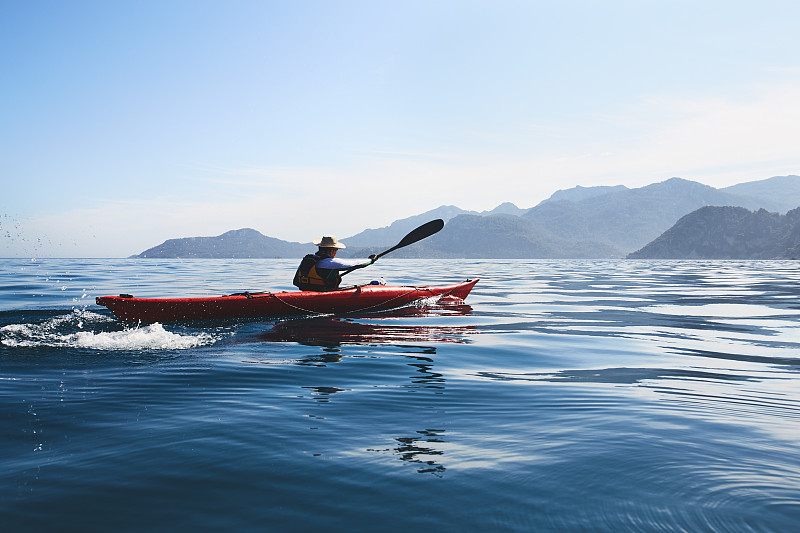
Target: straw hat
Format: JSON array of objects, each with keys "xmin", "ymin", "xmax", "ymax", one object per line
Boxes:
[{"xmin": 313, "ymin": 235, "xmax": 346, "ymax": 249}]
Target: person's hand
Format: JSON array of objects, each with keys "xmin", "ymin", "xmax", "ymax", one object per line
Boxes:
[{"xmin": 369, "ymin": 254, "xmax": 377, "ymax": 263}]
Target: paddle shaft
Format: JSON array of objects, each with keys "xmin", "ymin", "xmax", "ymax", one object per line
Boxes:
[{"xmin": 341, "ymin": 218, "xmax": 444, "ymax": 275}]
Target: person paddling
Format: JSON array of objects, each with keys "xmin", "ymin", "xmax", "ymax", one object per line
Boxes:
[{"xmin": 293, "ymin": 236, "xmax": 377, "ymax": 291}]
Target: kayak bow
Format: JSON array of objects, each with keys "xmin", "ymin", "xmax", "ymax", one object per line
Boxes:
[{"xmin": 96, "ymin": 279, "xmax": 479, "ymax": 323}]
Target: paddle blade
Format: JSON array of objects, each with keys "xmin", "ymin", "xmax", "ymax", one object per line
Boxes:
[
  {"xmin": 396, "ymin": 218, "xmax": 444, "ymax": 248},
  {"xmin": 376, "ymin": 218, "xmax": 444, "ymax": 259}
]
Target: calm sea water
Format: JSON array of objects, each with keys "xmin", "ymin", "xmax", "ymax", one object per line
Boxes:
[{"xmin": 1, "ymin": 258, "xmax": 799, "ymax": 532}]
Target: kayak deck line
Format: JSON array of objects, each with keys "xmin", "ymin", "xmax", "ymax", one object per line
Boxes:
[
  {"xmin": 95, "ymin": 279, "xmax": 479, "ymax": 323},
  {"xmin": 266, "ymin": 286, "xmax": 428, "ymax": 316},
  {"xmin": 234, "ymin": 283, "xmax": 453, "ymax": 316},
  {"xmin": 224, "ymin": 283, "xmax": 372, "ymax": 300}
]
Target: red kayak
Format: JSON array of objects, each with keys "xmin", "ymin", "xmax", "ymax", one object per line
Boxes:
[{"xmin": 96, "ymin": 279, "xmax": 479, "ymax": 323}]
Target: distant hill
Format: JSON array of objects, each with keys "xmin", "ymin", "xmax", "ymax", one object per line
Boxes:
[
  {"xmin": 481, "ymin": 202, "xmax": 527, "ymax": 217},
  {"xmin": 132, "ymin": 174, "xmax": 800, "ymax": 259},
  {"xmin": 133, "ymin": 228, "xmax": 307, "ymax": 258},
  {"xmin": 522, "ymin": 177, "xmax": 769, "ymax": 252},
  {"xmin": 345, "ymin": 214, "xmax": 622, "ymax": 259},
  {"xmin": 720, "ymin": 175, "xmax": 800, "ymax": 213},
  {"xmin": 539, "ymin": 184, "xmax": 629, "ymax": 204},
  {"xmin": 628, "ymin": 206, "xmax": 800, "ymax": 259},
  {"xmin": 342, "ymin": 205, "xmax": 477, "ymax": 248},
  {"xmin": 342, "ymin": 203, "xmax": 529, "ymax": 249}
]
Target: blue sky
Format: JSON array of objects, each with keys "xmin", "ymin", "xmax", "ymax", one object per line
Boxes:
[{"xmin": 3, "ymin": 0, "xmax": 800, "ymax": 257}]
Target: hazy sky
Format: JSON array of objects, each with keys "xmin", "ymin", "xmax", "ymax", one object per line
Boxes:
[{"xmin": 3, "ymin": 0, "xmax": 800, "ymax": 257}]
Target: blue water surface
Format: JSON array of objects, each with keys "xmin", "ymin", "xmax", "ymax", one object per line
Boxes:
[{"xmin": 1, "ymin": 258, "xmax": 799, "ymax": 532}]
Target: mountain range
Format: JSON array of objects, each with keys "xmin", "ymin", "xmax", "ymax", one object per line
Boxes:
[{"xmin": 133, "ymin": 174, "xmax": 800, "ymax": 259}]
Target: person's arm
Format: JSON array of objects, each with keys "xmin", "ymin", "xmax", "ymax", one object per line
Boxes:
[{"xmin": 317, "ymin": 255, "xmax": 376, "ymax": 271}]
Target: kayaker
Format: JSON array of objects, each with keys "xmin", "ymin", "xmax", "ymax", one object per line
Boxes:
[{"xmin": 293, "ymin": 235, "xmax": 377, "ymax": 291}]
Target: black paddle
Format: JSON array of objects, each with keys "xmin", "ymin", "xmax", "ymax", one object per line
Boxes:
[{"xmin": 341, "ymin": 219, "xmax": 444, "ymax": 275}]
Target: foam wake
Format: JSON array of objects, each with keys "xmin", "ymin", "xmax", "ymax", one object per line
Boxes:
[{"xmin": 0, "ymin": 310, "xmax": 219, "ymax": 351}]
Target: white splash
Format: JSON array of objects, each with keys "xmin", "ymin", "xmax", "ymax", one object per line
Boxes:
[
  {"xmin": 413, "ymin": 295, "xmax": 444, "ymax": 308},
  {"xmin": 66, "ymin": 323, "xmax": 218, "ymax": 350},
  {"xmin": 0, "ymin": 311, "xmax": 219, "ymax": 350}
]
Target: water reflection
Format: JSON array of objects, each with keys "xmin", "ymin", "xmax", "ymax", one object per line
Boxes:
[
  {"xmin": 672, "ymin": 346, "xmax": 800, "ymax": 368},
  {"xmin": 256, "ymin": 303, "xmax": 476, "ymax": 347},
  {"xmin": 395, "ymin": 429, "xmax": 447, "ymax": 476},
  {"xmin": 369, "ymin": 429, "xmax": 448, "ymax": 477},
  {"xmin": 406, "ymin": 357, "xmax": 445, "ymax": 390},
  {"xmin": 477, "ymin": 367, "xmax": 754, "ymax": 385},
  {"xmin": 304, "ymin": 386, "xmax": 348, "ymax": 402}
]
